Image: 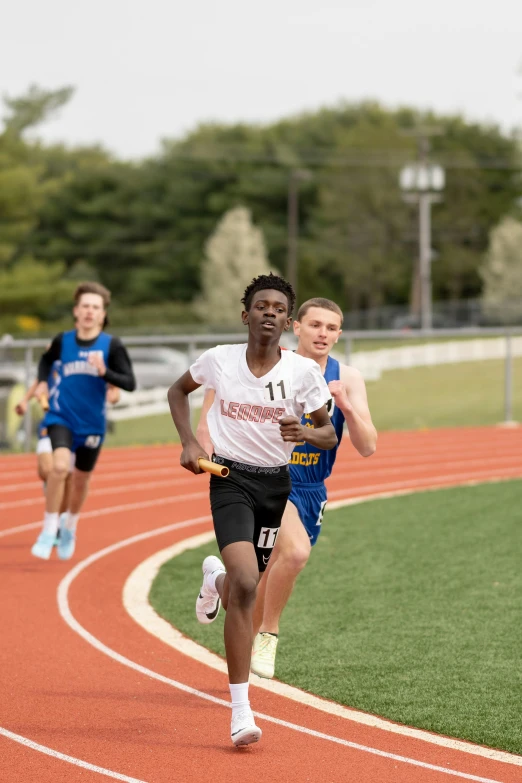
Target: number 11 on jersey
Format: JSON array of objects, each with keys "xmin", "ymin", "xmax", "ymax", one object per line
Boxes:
[{"xmin": 264, "ymin": 378, "xmax": 290, "ymax": 402}]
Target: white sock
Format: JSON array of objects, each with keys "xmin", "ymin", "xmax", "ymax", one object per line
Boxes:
[
  {"xmin": 229, "ymin": 682, "xmax": 250, "ymax": 719},
  {"xmin": 65, "ymin": 512, "xmax": 80, "ymax": 533},
  {"xmin": 42, "ymin": 512, "xmax": 59, "ymax": 536},
  {"xmin": 207, "ymin": 565, "xmax": 226, "ymax": 593}
]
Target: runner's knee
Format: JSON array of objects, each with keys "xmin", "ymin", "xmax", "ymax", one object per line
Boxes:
[
  {"xmin": 228, "ymin": 572, "xmax": 258, "ymax": 608},
  {"xmin": 51, "ymin": 461, "xmax": 70, "ymax": 479},
  {"xmin": 280, "ymin": 541, "xmax": 311, "ymax": 573}
]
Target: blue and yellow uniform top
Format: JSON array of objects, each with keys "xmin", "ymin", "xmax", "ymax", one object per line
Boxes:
[{"xmin": 289, "ymin": 355, "xmax": 345, "ymax": 485}]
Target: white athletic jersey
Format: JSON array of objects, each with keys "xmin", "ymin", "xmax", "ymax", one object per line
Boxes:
[{"xmin": 190, "ymin": 344, "xmax": 331, "ymax": 467}]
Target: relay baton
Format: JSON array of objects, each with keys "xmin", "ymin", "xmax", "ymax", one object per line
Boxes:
[
  {"xmin": 39, "ymin": 394, "xmax": 49, "ymax": 412},
  {"xmin": 197, "ymin": 458, "xmax": 229, "ymax": 478}
]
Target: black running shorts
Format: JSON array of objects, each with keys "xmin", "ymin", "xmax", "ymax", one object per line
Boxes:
[
  {"xmin": 209, "ymin": 457, "xmax": 292, "ymax": 572},
  {"xmin": 48, "ymin": 424, "xmax": 103, "ymax": 473}
]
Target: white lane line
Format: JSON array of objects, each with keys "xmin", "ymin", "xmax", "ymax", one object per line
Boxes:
[
  {"xmin": 0, "ymin": 476, "xmax": 199, "ymax": 511},
  {"xmin": 57, "ymin": 518, "xmax": 511, "ymax": 783},
  {"xmin": 0, "ymin": 518, "xmax": 212, "ymax": 781},
  {"xmin": 124, "ymin": 528, "xmax": 522, "ymax": 769},
  {"xmin": 0, "ymin": 467, "xmax": 174, "ymax": 493},
  {"xmin": 0, "ymin": 491, "xmax": 208, "ymax": 538},
  {"xmin": 4, "ymin": 447, "xmax": 522, "ymax": 492},
  {"xmin": 0, "ymin": 727, "xmax": 148, "ymax": 783}
]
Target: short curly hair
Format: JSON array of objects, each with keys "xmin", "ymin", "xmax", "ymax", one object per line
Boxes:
[{"xmin": 241, "ymin": 273, "xmax": 296, "ymax": 317}]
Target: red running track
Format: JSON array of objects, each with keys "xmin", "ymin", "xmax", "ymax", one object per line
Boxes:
[{"xmin": 1, "ymin": 427, "xmax": 521, "ymax": 783}]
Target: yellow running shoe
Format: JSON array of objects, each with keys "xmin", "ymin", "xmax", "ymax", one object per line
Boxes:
[{"xmin": 251, "ymin": 632, "xmax": 278, "ymax": 679}]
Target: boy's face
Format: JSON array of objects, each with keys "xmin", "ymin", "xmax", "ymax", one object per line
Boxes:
[
  {"xmin": 73, "ymin": 293, "xmax": 106, "ymax": 332},
  {"xmin": 293, "ymin": 306, "xmax": 342, "ymax": 360},
  {"xmin": 242, "ymin": 289, "xmax": 291, "ymax": 340}
]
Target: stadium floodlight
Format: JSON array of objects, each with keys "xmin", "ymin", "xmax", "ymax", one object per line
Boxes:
[
  {"xmin": 400, "ymin": 163, "xmax": 445, "ymax": 193},
  {"xmin": 400, "ymin": 162, "xmax": 445, "ymax": 330}
]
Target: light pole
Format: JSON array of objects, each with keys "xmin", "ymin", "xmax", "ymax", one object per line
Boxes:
[
  {"xmin": 287, "ymin": 169, "xmax": 312, "ymax": 303},
  {"xmin": 400, "ymin": 162, "xmax": 445, "ymax": 330}
]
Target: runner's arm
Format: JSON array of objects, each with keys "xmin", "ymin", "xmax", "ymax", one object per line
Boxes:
[
  {"xmin": 329, "ymin": 365, "xmax": 377, "ymax": 457},
  {"xmin": 167, "ymin": 371, "xmax": 209, "ymax": 473},
  {"xmin": 37, "ymin": 334, "xmax": 62, "ymax": 382},
  {"xmin": 104, "ymin": 338, "xmax": 136, "ymax": 391},
  {"xmin": 106, "ymin": 385, "xmax": 121, "ymax": 404},
  {"xmin": 14, "ymin": 379, "xmax": 39, "ymax": 415},
  {"xmin": 280, "ymin": 406, "xmax": 337, "ymax": 449}
]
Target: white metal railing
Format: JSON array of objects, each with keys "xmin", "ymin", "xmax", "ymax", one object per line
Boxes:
[
  {"xmin": 2, "ymin": 327, "xmax": 521, "ymax": 450},
  {"xmin": 347, "ymin": 336, "xmax": 522, "ymax": 380},
  {"xmin": 108, "ymin": 387, "xmax": 204, "ymax": 421}
]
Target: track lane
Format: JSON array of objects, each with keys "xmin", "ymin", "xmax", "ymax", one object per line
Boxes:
[{"xmin": 1, "ymin": 427, "xmax": 521, "ymax": 782}]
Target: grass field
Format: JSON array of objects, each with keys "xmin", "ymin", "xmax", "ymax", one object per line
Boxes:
[
  {"xmin": 150, "ymin": 480, "xmax": 522, "ymax": 754},
  {"xmin": 105, "ymin": 413, "xmax": 180, "ymax": 448},
  {"xmin": 367, "ymin": 357, "xmax": 521, "ymax": 430}
]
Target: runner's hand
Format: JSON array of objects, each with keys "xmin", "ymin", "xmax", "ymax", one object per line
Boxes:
[
  {"xmin": 279, "ymin": 416, "xmax": 305, "ymax": 442},
  {"xmin": 88, "ymin": 353, "xmax": 107, "ymax": 376},
  {"xmin": 14, "ymin": 399, "xmax": 28, "ymax": 416},
  {"xmin": 328, "ymin": 380, "xmax": 352, "ymax": 412},
  {"xmin": 180, "ymin": 441, "xmax": 210, "ymax": 474},
  {"xmin": 106, "ymin": 385, "xmax": 120, "ymax": 404}
]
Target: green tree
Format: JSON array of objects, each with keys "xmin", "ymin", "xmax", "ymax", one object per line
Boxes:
[
  {"xmin": 2, "ymin": 84, "xmax": 74, "ymax": 137},
  {"xmin": 480, "ymin": 217, "xmax": 522, "ymax": 322},
  {"xmin": 195, "ymin": 206, "xmax": 272, "ymax": 326}
]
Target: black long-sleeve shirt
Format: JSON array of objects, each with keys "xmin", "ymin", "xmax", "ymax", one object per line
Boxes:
[{"xmin": 38, "ymin": 332, "xmax": 136, "ymax": 392}]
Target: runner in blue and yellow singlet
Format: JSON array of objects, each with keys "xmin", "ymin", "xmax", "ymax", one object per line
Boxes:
[
  {"xmin": 250, "ymin": 297, "xmax": 377, "ymax": 678},
  {"xmin": 287, "ymin": 354, "xmax": 346, "ymax": 546}
]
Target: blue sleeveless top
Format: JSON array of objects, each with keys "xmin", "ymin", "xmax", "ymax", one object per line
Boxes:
[
  {"xmin": 44, "ymin": 330, "xmax": 112, "ymax": 435},
  {"xmin": 289, "ymin": 355, "xmax": 345, "ymax": 484}
]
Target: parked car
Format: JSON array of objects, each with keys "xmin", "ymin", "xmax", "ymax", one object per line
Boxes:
[{"xmin": 127, "ymin": 347, "xmax": 190, "ymax": 389}]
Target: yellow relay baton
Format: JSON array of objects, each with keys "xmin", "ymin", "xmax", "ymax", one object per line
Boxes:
[{"xmin": 197, "ymin": 458, "xmax": 230, "ymax": 478}]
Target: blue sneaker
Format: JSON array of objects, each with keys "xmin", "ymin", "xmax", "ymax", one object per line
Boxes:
[
  {"xmin": 57, "ymin": 528, "xmax": 76, "ymax": 561},
  {"xmin": 31, "ymin": 531, "xmax": 56, "ymax": 560}
]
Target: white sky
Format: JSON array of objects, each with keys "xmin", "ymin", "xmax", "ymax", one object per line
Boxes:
[{"xmin": 1, "ymin": 0, "xmax": 521, "ymax": 159}]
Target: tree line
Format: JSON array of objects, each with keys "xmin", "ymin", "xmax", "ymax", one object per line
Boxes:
[{"xmin": 0, "ymin": 85, "xmax": 520, "ymax": 334}]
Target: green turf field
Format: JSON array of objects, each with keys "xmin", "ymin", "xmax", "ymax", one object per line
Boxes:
[
  {"xmin": 366, "ymin": 358, "xmax": 521, "ymax": 431},
  {"xmin": 150, "ymin": 480, "xmax": 522, "ymax": 754},
  {"xmin": 104, "ymin": 413, "xmax": 180, "ymax": 447}
]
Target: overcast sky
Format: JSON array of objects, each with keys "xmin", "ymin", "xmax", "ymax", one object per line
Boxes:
[{"xmin": 1, "ymin": 0, "xmax": 521, "ymax": 159}]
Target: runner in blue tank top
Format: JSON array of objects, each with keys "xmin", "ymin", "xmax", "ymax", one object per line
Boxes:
[
  {"xmin": 30, "ymin": 283, "xmax": 135, "ymax": 562},
  {"xmin": 15, "ymin": 352, "xmax": 121, "ymax": 532},
  {"xmin": 250, "ymin": 298, "xmax": 377, "ymax": 678}
]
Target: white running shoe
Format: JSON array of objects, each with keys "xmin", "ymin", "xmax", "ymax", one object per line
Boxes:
[
  {"xmin": 195, "ymin": 555, "xmax": 225, "ymax": 624},
  {"xmin": 230, "ymin": 709, "xmax": 262, "ymax": 747},
  {"xmin": 251, "ymin": 632, "xmax": 279, "ymax": 679},
  {"xmin": 31, "ymin": 531, "xmax": 56, "ymax": 560}
]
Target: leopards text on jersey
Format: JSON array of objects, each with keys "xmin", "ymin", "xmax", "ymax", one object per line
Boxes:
[
  {"xmin": 189, "ymin": 344, "xmax": 332, "ymax": 467},
  {"xmin": 289, "ymin": 355, "xmax": 345, "ymax": 484}
]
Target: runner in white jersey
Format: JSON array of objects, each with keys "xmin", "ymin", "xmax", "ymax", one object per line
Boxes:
[{"xmin": 167, "ymin": 273, "xmax": 337, "ymax": 748}]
